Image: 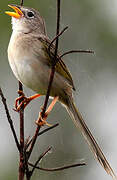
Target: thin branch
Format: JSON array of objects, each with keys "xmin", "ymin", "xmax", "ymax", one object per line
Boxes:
[
  {"xmin": 25, "ymin": 123, "xmax": 59, "ymax": 150},
  {"xmin": 48, "ymin": 26, "xmax": 68, "ymax": 55},
  {"xmin": 27, "ymin": 125, "xmax": 41, "ymax": 159},
  {"xmin": 28, "ymin": 162, "xmax": 86, "ymax": 172},
  {"xmin": 30, "ymin": 147, "xmax": 52, "ymax": 177},
  {"xmin": 53, "ymin": 0, "xmax": 61, "ymax": 65},
  {"xmin": 19, "ymin": 82, "xmax": 24, "ymax": 152},
  {"xmin": 0, "ymin": 87, "xmax": 20, "ymax": 152},
  {"xmin": 41, "ymin": 0, "xmax": 61, "ymax": 119},
  {"xmin": 60, "ymin": 49, "xmax": 94, "ymax": 59},
  {"xmin": 18, "ymin": 81, "xmax": 25, "ymax": 180},
  {"xmin": 38, "ymin": 123, "xmax": 59, "ymax": 136}
]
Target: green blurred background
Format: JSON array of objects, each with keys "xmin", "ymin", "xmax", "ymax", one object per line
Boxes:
[{"xmin": 0, "ymin": 0, "xmax": 117, "ymax": 179}]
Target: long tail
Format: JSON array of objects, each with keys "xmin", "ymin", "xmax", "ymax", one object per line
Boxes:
[{"xmin": 66, "ymin": 95, "xmax": 116, "ymax": 179}]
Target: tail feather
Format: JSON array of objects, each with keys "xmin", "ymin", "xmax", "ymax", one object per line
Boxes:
[{"xmin": 66, "ymin": 95, "xmax": 116, "ymax": 179}]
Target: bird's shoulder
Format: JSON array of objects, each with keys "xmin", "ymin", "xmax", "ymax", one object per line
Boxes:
[{"xmin": 37, "ymin": 35, "xmax": 75, "ymax": 90}]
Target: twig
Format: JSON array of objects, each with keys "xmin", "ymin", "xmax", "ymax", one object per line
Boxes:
[
  {"xmin": 53, "ymin": 0, "xmax": 61, "ymax": 65},
  {"xmin": 28, "ymin": 162, "xmax": 86, "ymax": 172},
  {"xmin": 48, "ymin": 26, "xmax": 68, "ymax": 55},
  {"xmin": 0, "ymin": 87, "xmax": 20, "ymax": 152},
  {"xmin": 27, "ymin": 125, "xmax": 41, "ymax": 159},
  {"xmin": 60, "ymin": 49, "xmax": 94, "ymax": 59},
  {"xmin": 41, "ymin": 0, "xmax": 61, "ymax": 119},
  {"xmin": 25, "ymin": 123, "xmax": 59, "ymax": 150},
  {"xmin": 30, "ymin": 147, "xmax": 52, "ymax": 177},
  {"xmin": 38, "ymin": 123, "xmax": 59, "ymax": 136}
]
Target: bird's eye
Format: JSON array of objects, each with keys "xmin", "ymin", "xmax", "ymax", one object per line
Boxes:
[{"xmin": 27, "ymin": 11, "xmax": 34, "ymax": 18}]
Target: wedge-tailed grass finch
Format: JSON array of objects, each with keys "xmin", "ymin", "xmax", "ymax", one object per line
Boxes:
[{"xmin": 5, "ymin": 5, "xmax": 116, "ymax": 179}]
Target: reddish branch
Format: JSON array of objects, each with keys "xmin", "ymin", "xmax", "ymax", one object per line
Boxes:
[{"xmin": 18, "ymin": 82, "xmax": 25, "ymax": 180}]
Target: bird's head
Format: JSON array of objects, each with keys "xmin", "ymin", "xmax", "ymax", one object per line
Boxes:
[{"xmin": 5, "ymin": 4, "xmax": 46, "ymax": 34}]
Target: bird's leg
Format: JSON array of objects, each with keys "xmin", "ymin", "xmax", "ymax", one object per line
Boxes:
[
  {"xmin": 35, "ymin": 96, "xmax": 59, "ymax": 126},
  {"xmin": 14, "ymin": 90, "xmax": 41, "ymax": 112}
]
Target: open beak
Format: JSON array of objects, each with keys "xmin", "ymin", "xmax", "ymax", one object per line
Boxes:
[{"xmin": 5, "ymin": 5, "xmax": 23, "ymax": 19}]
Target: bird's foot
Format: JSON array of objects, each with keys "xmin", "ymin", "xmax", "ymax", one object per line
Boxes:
[
  {"xmin": 35, "ymin": 96, "xmax": 59, "ymax": 127},
  {"xmin": 14, "ymin": 90, "xmax": 41, "ymax": 112}
]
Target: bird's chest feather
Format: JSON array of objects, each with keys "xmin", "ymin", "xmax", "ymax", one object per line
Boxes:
[
  {"xmin": 8, "ymin": 32, "xmax": 71, "ymax": 98},
  {"xmin": 8, "ymin": 32, "xmax": 50, "ymax": 93}
]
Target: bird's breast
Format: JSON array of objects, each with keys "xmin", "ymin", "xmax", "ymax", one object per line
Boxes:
[
  {"xmin": 8, "ymin": 32, "xmax": 72, "ymax": 100},
  {"xmin": 8, "ymin": 32, "xmax": 49, "ymax": 94}
]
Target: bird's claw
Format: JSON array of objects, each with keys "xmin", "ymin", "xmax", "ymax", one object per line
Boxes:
[
  {"xmin": 14, "ymin": 94, "xmax": 30, "ymax": 112},
  {"xmin": 35, "ymin": 96, "xmax": 59, "ymax": 127},
  {"xmin": 35, "ymin": 112, "xmax": 52, "ymax": 127},
  {"xmin": 13, "ymin": 91, "xmax": 41, "ymax": 112}
]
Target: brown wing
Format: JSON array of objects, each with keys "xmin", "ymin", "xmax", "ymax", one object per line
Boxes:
[{"xmin": 38, "ymin": 35, "xmax": 75, "ymax": 90}]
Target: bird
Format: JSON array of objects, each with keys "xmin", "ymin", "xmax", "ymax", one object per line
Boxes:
[{"xmin": 5, "ymin": 4, "xmax": 116, "ymax": 179}]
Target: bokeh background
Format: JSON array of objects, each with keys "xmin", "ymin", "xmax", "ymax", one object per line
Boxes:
[{"xmin": 0, "ymin": 0, "xmax": 117, "ymax": 179}]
